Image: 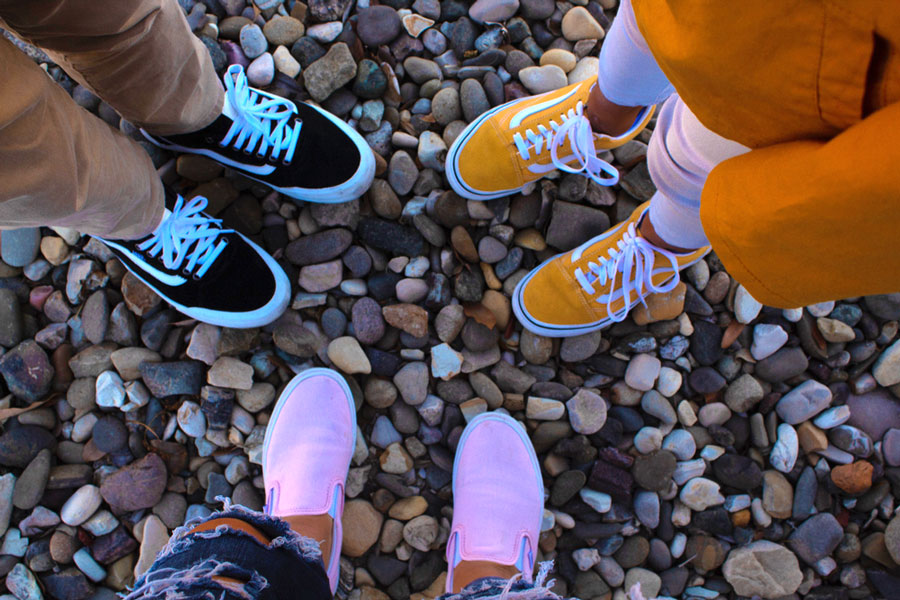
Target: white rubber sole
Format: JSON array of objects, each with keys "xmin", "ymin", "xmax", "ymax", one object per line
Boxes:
[
  {"xmin": 142, "ymin": 106, "xmax": 375, "ymax": 205},
  {"xmin": 512, "ymin": 250, "xmax": 709, "ymax": 337},
  {"xmin": 445, "ymin": 96, "xmax": 533, "ymax": 201},
  {"xmin": 106, "ymin": 232, "xmax": 290, "ymax": 328}
]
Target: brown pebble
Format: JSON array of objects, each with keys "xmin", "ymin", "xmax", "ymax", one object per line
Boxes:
[
  {"xmin": 632, "ymin": 282, "xmax": 686, "ymax": 325},
  {"xmin": 831, "ymin": 461, "xmax": 874, "ymax": 494},
  {"xmin": 861, "ymin": 532, "xmax": 897, "ymax": 568},
  {"xmin": 720, "ymin": 321, "xmax": 745, "ymax": 349},
  {"xmin": 797, "ymin": 422, "xmax": 828, "ymax": 453},
  {"xmin": 451, "ymin": 226, "xmax": 479, "ymax": 263},
  {"xmin": 382, "ymin": 303, "xmax": 428, "ymax": 337},
  {"xmin": 704, "ymin": 271, "xmax": 730, "ymax": 304},
  {"xmin": 51, "ymin": 343, "xmax": 74, "ymax": 391},
  {"xmin": 49, "ymin": 531, "xmax": 78, "ymax": 564},
  {"xmin": 731, "ymin": 509, "xmax": 751, "ymax": 528}
]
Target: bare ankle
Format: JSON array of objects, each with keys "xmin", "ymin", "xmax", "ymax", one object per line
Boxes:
[
  {"xmin": 452, "ymin": 561, "xmax": 521, "ymax": 593},
  {"xmin": 639, "ymin": 215, "xmax": 698, "ymax": 254},
  {"xmin": 284, "ymin": 514, "xmax": 334, "ymax": 569},
  {"xmin": 585, "ymin": 85, "xmax": 644, "ymax": 136}
]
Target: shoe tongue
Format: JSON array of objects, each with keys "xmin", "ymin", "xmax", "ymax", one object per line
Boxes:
[{"xmin": 222, "ymin": 93, "xmax": 238, "ymax": 121}]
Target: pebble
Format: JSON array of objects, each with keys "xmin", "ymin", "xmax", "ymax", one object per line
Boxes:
[
  {"xmin": 99, "ymin": 453, "xmax": 167, "ymax": 512},
  {"xmin": 566, "ymin": 388, "xmax": 606, "ymax": 434},
  {"xmin": 304, "ymin": 43, "xmax": 358, "ymax": 102},
  {"xmin": 526, "ymin": 397, "xmax": 565, "ymax": 420},
  {"xmin": 393, "ymin": 362, "xmax": 429, "ymax": 405},
  {"xmin": 6, "ymin": 563, "xmax": 42, "ymax": 600},
  {"xmin": 135, "ymin": 516, "xmax": 169, "ymax": 578},
  {"xmin": 402, "ymin": 515, "xmax": 438, "ymax": 551},
  {"xmin": 679, "ymin": 478, "xmax": 725, "ymax": 511},
  {"xmin": 873, "ymin": 339, "xmax": 900, "ymax": 386},
  {"xmin": 417, "ymin": 131, "xmax": 447, "ymax": 172},
  {"xmin": 357, "ymin": 6, "xmax": 401, "ymax": 46},
  {"xmin": 770, "ymin": 423, "xmax": 799, "ymax": 473},
  {"xmin": 561, "ymin": 7, "xmax": 604, "ymax": 41},
  {"xmin": 539, "ymin": 48, "xmax": 576, "ymax": 73},
  {"xmin": 60, "ymin": 485, "xmax": 102, "ymax": 526},
  {"xmin": 469, "ymin": 0, "xmax": 519, "ymax": 23},
  {"xmin": 430, "ymin": 343, "xmax": 464, "ymax": 380},
  {"xmin": 247, "ymin": 52, "xmax": 275, "ymax": 86},
  {"xmin": 723, "ymin": 540, "xmax": 802, "ymax": 598},
  {"xmin": 328, "ymin": 337, "xmax": 371, "ymax": 374},
  {"xmin": 0, "ymin": 340, "xmax": 54, "ymax": 403},
  {"xmin": 625, "ymin": 354, "xmax": 661, "ymax": 391},
  {"xmin": 640, "ymin": 390, "xmax": 676, "ymax": 425},
  {"xmin": 662, "ymin": 429, "xmax": 695, "ymax": 460},
  {"xmin": 0, "ymin": 473, "xmax": 13, "ymax": 536},
  {"xmin": 750, "ymin": 323, "xmax": 788, "ymax": 360},
  {"xmin": 723, "ymin": 373, "xmax": 764, "ymax": 413},
  {"xmin": 813, "ymin": 405, "xmax": 850, "ymax": 429},
  {"xmin": 518, "ymin": 65, "xmax": 567, "ymax": 94},
  {"xmin": 790, "ymin": 513, "xmax": 843, "ymax": 565},
  {"xmin": 831, "ymin": 460, "xmax": 873, "ymax": 494},
  {"xmin": 579, "ymin": 489, "xmax": 611, "ymax": 513},
  {"xmin": 239, "ymin": 24, "xmax": 267, "ymax": 58},
  {"xmin": 776, "ymin": 379, "xmax": 832, "ymax": 424},
  {"xmin": 1, "ymin": 228, "xmax": 40, "ymax": 268}
]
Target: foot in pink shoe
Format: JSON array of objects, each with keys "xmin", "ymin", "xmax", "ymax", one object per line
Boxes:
[
  {"xmin": 262, "ymin": 368, "xmax": 357, "ymax": 595},
  {"xmin": 446, "ymin": 413, "xmax": 545, "ymax": 593}
]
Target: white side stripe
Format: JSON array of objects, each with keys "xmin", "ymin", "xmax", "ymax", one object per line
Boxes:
[
  {"xmin": 101, "ymin": 240, "xmax": 188, "ymax": 287},
  {"xmin": 509, "ymin": 87, "xmax": 578, "ymax": 129}
]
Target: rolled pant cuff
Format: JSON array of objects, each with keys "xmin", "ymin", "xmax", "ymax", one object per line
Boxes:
[
  {"xmin": 124, "ymin": 498, "xmax": 324, "ymax": 600},
  {"xmin": 648, "ymin": 190, "xmax": 710, "ymax": 249},
  {"xmin": 438, "ymin": 562, "xmax": 564, "ymax": 600}
]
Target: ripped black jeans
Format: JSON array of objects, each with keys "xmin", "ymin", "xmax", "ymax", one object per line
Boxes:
[{"xmin": 125, "ymin": 501, "xmax": 564, "ymax": 600}]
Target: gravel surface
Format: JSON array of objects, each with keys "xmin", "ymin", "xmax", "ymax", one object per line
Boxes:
[{"xmin": 2, "ymin": 1, "xmax": 900, "ymax": 600}]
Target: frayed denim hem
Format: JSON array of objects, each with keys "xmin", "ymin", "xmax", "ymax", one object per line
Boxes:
[
  {"xmin": 122, "ymin": 497, "xmax": 323, "ymax": 600},
  {"xmin": 122, "ymin": 558, "xmax": 268, "ymax": 600},
  {"xmin": 439, "ymin": 562, "xmax": 565, "ymax": 600}
]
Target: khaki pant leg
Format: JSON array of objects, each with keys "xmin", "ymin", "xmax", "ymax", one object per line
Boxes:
[
  {"xmin": 0, "ymin": 37, "xmax": 164, "ymax": 239},
  {"xmin": 0, "ymin": 0, "xmax": 223, "ymax": 135}
]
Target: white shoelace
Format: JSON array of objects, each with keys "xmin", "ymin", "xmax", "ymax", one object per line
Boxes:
[
  {"xmin": 221, "ymin": 64, "xmax": 302, "ymax": 164},
  {"xmin": 511, "ymin": 101, "xmax": 619, "ymax": 185},
  {"xmin": 137, "ymin": 195, "xmax": 232, "ymax": 279},
  {"xmin": 571, "ymin": 222, "xmax": 681, "ymax": 322}
]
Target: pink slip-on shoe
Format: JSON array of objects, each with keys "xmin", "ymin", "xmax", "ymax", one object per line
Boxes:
[
  {"xmin": 262, "ymin": 368, "xmax": 357, "ymax": 594},
  {"xmin": 446, "ymin": 413, "xmax": 545, "ymax": 593}
]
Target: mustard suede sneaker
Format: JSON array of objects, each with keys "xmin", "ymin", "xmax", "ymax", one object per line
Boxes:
[
  {"xmin": 512, "ymin": 201, "xmax": 710, "ymax": 337},
  {"xmin": 445, "ymin": 76, "xmax": 653, "ymax": 200}
]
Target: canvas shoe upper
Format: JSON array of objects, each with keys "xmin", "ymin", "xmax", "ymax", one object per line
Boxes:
[
  {"xmin": 97, "ymin": 188, "xmax": 289, "ymax": 328},
  {"xmin": 142, "ymin": 65, "xmax": 375, "ymax": 204},
  {"xmin": 512, "ymin": 201, "xmax": 710, "ymax": 337},
  {"xmin": 263, "ymin": 368, "xmax": 357, "ymax": 595},
  {"xmin": 445, "ymin": 413, "xmax": 544, "ymax": 594},
  {"xmin": 445, "ymin": 76, "xmax": 654, "ymax": 200}
]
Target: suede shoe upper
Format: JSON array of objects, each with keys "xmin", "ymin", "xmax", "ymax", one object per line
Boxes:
[{"xmin": 513, "ymin": 201, "xmax": 710, "ymax": 336}]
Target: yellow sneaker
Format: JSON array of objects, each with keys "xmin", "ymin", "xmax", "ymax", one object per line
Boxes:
[
  {"xmin": 445, "ymin": 76, "xmax": 654, "ymax": 200},
  {"xmin": 512, "ymin": 202, "xmax": 710, "ymax": 337}
]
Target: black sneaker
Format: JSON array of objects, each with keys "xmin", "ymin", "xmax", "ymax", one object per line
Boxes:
[
  {"xmin": 97, "ymin": 189, "xmax": 290, "ymax": 328},
  {"xmin": 142, "ymin": 64, "xmax": 375, "ymax": 204}
]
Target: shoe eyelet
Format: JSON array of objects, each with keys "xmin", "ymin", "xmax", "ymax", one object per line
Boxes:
[
  {"xmin": 282, "ymin": 158, "xmax": 292, "ymax": 166},
  {"xmin": 205, "ymin": 136, "xmax": 215, "ymax": 144},
  {"xmin": 192, "ymin": 273, "xmax": 201, "ymax": 281}
]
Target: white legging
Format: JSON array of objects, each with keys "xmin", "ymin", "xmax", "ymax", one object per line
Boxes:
[{"xmin": 596, "ymin": 0, "xmax": 749, "ymax": 249}]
